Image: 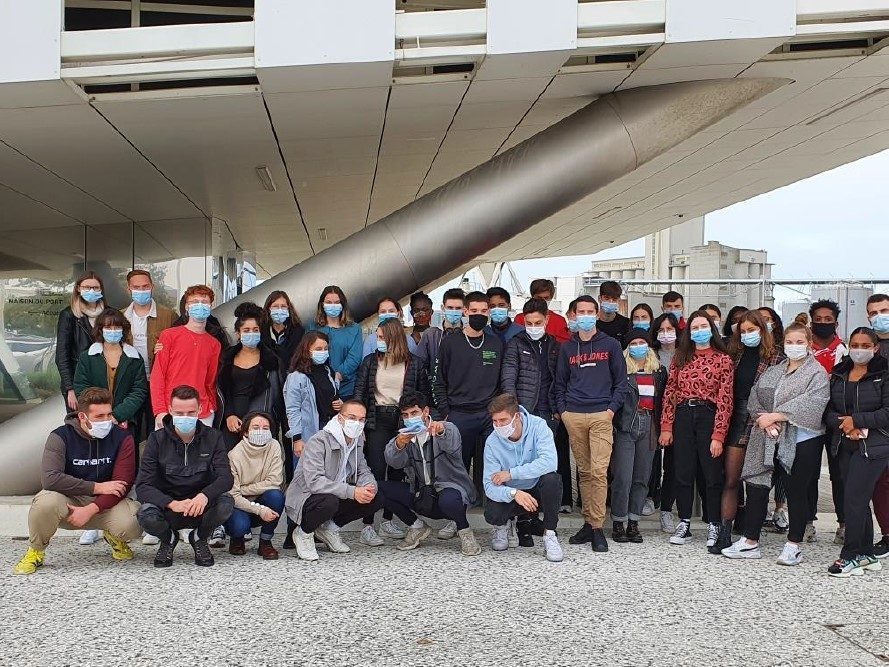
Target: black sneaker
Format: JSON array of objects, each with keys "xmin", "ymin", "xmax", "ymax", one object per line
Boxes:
[
  {"xmin": 189, "ymin": 529, "xmax": 215, "ymax": 567},
  {"xmin": 874, "ymin": 537, "xmax": 889, "ymax": 559},
  {"xmin": 709, "ymin": 520, "xmax": 733, "ymax": 555},
  {"xmin": 569, "ymin": 522, "xmax": 594, "ymax": 545},
  {"xmin": 515, "ymin": 520, "xmax": 535, "ymax": 547},
  {"xmin": 612, "ymin": 521, "xmax": 628, "ymax": 543},
  {"xmin": 670, "ymin": 520, "xmax": 693, "ymax": 545},
  {"xmin": 591, "ymin": 528, "xmax": 609, "ymax": 552},
  {"xmin": 153, "ymin": 531, "xmax": 179, "ymax": 568},
  {"xmin": 626, "ymin": 520, "xmax": 643, "ymax": 543}
]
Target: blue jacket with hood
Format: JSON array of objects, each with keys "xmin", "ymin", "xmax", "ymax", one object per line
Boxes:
[{"xmin": 483, "ymin": 407, "xmax": 557, "ymax": 503}]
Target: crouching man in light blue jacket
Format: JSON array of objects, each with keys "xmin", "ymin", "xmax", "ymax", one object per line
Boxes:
[{"xmin": 483, "ymin": 393, "xmax": 564, "ymax": 562}]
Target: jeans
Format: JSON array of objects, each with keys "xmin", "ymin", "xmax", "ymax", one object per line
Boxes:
[
  {"xmin": 562, "ymin": 411, "xmax": 613, "ymax": 529},
  {"xmin": 224, "ymin": 489, "xmax": 285, "ymax": 541},
  {"xmin": 138, "ymin": 493, "xmax": 234, "ymax": 541},
  {"xmin": 377, "ymin": 480, "xmax": 470, "ymax": 530},
  {"xmin": 673, "ymin": 403, "xmax": 724, "ymax": 523},
  {"xmin": 611, "ymin": 412, "xmax": 657, "ymax": 522},
  {"xmin": 300, "ymin": 493, "xmax": 383, "ymax": 534},
  {"xmin": 448, "ymin": 409, "xmax": 492, "ymax": 497},
  {"xmin": 363, "ymin": 407, "xmax": 405, "ymax": 523},
  {"xmin": 484, "ymin": 472, "xmax": 563, "ymax": 531}
]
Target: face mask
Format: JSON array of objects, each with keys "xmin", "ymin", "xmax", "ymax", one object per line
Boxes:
[
  {"xmin": 526, "ymin": 326, "xmax": 545, "ymax": 341},
  {"xmin": 765, "ymin": 322, "xmax": 774, "ymax": 333},
  {"xmin": 812, "ymin": 322, "xmax": 836, "ymax": 339},
  {"xmin": 633, "ymin": 321, "xmax": 650, "ymax": 331},
  {"xmin": 87, "ymin": 419, "xmax": 114, "ymax": 439},
  {"xmin": 784, "ymin": 344, "xmax": 808, "ymax": 361},
  {"xmin": 248, "ymin": 429, "xmax": 272, "ymax": 446},
  {"xmin": 850, "ymin": 349, "xmax": 875, "ymax": 365},
  {"xmin": 241, "ymin": 332, "xmax": 261, "ymax": 348},
  {"xmin": 731, "ymin": 323, "xmax": 739, "ymax": 333},
  {"xmin": 600, "ymin": 301, "xmax": 619, "ymax": 314},
  {"xmin": 311, "ymin": 350, "xmax": 329, "ymax": 365},
  {"xmin": 269, "ymin": 307, "xmax": 289, "ymax": 324},
  {"xmin": 657, "ymin": 331, "xmax": 677, "ymax": 345},
  {"xmin": 403, "ymin": 415, "xmax": 426, "ymax": 432},
  {"xmin": 493, "ymin": 414, "xmax": 517, "ymax": 440},
  {"xmin": 490, "ymin": 307, "xmax": 509, "ymax": 324},
  {"xmin": 628, "ymin": 343, "xmax": 649, "ymax": 360},
  {"xmin": 741, "ymin": 331, "xmax": 761, "ymax": 348},
  {"xmin": 467, "ymin": 314, "xmax": 488, "ymax": 332},
  {"xmin": 342, "ymin": 418, "xmax": 364, "ymax": 439},
  {"xmin": 690, "ymin": 328, "xmax": 713, "ymax": 345},
  {"xmin": 131, "ymin": 289, "xmax": 152, "ymax": 306},
  {"xmin": 376, "ymin": 339, "xmax": 388, "ymax": 354},
  {"xmin": 187, "ymin": 303, "xmax": 211, "ymax": 322},
  {"xmin": 378, "ymin": 312, "xmax": 398, "ymax": 325},
  {"xmin": 443, "ymin": 309, "xmax": 463, "ymax": 325},
  {"xmin": 172, "ymin": 415, "xmax": 198, "ymax": 434},
  {"xmin": 102, "ymin": 329, "xmax": 123, "ymax": 344},
  {"xmin": 712, "ymin": 320, "xmax": 722, "ymax": 331},
  {"xmin": 323, "ymin": 303, "xmax": 343, "ymax": 318},
  {"xmin": 667, "ymin": 309, "xmax": 683, "ymax": 320},
  {"xmin": 80, "ymin": 289, "xmax": 103, "ymax": 304},
  {"xmin": 871, "ymin": 314, "xmax": 889, "ymax": 334},
  {"xmin": 576, "ymin": 315, "xmax": 597, "ymax": 332},
  {"xmin": 567, "ymin": 319, "xmax": 579, "ymax": 333}
]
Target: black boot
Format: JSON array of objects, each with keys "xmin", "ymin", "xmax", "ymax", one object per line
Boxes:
[
  {"xmin": 626, "ymin": 520, "xmax": 643, "ymax": 543},
  {"xmin": 283, "ymin": 522, "xmax": 296, "ymax": 549},
  {"xmin": 569, "ymin": 522, "xmax": 594, "ymax": 545},
  {"xmin": 709, "ymin": 520, "xmax": 733, "ymax": 555},
  {"xmin": 153, "ymin": 530, "xmax": 179, "ymax": 568},
  {"xmin": 189, "ymin": 529, "xmax": 215, "ymax": 567},
  {"xmin": 612, "ymin": 521, "xmax": 628, "ymax": 543}
]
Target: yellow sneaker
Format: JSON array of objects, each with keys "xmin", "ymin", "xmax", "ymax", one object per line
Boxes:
[
  {"xmin": 13, "ymin": 548, "xmax": 45, "ymax": 575},
  {"xmin": 103, "ymin": 533, "xmax": 134, "ymax": 561}
]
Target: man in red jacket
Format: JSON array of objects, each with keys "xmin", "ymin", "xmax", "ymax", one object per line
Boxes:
[
  {"xmin": 13, "ymin": 388, "xmax": 141, "ymax": 575},
  {"xmin": 515, "ymin": 278, "xmax": 571, "ymax": 344}
]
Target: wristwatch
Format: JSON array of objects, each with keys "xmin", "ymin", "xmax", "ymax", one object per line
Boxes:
[{"xmin": 509, "ymin": 488, "xmax": 517, "ymax": 499}]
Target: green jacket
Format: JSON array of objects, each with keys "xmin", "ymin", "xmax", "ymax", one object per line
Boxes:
[{"xmin": 73, "ymin": 343, "xmax": 148, "ymax": 423}]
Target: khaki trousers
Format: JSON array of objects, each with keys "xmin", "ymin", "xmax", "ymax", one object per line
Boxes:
[
  {"xmin": 562, "ymin": 411, "xmax": 614, "ymax": 529},
  {"xmin": 28, "ymin": 490, "xmax": 141, "ymax": 551}
]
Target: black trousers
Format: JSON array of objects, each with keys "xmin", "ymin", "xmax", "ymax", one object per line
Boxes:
[
  {"xmin": 744, "ymin": 436, "xmax": 824, "ymax": 542},
  {"xmin": 363, "ymin": 407, "xmax": 405, "ymax": 523},
  {"xmin": 554, "ymin": 419, "xmax": 574, "ymax": 507},
  {"xmin": 138, "ymin": 494, "xmax": 234, "ymax": 541},
  {"xmin": 449, "ymin": 409, "xmax": 492, "ymax": 498},
  {"xmin": 810, "ymin": 439, "xmax": 848, "ymax": 524},
  {"xmin": 300, "ymin": 493, "xmax": 383, "ymax": 534},
  {"xmin": 840, "ymin": 450, "xmax": 889, "ymax": 560},
  {"xmin": 483, "ymin": 472, "xmax": 563, "ymax": 531},
  {"xmin": 673, "ymin": 403, "xmax": 723, "ymax": 523}
]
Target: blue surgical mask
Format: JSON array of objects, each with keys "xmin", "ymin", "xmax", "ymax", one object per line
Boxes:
[
  {"xmin": 567, "ymin": 319, "xmax": 579, "ymax": 333},
  {"xmin": 102, "ymin": 328, "xmax": 123, "ymax": 344},
  {"xmin": 871, "ymin": 313, "xmax": 889, "ymax": 334},
  {"xmin": 269, "ymin": 307, "xmax": 289, "ymax": 324},
  {"xmin": 443, "ymin": 309, "xmax": 463, "ymax": 325},
  {"xmin": 311, "ymin": 350, "xmax": 329, "ymax": 365},
  {"xmin": 691, "ymin": 328, "xmax": 713, "ymax": 345},
  {"xmin": 576, "ymin": 315, "xmax": 597, "ymax": 332},
  {"xmin": 668, "ymin": 309, "xmax": 683, "ymax": 320},
  {"xmin": 378, "ymin": 312, "xmax": 398, "ymax": 325},
  {"xmin": 323, "ymin": 303, "xmax": 343, "ymax": 318},
  {"xmin": 187, "ymin": 303, "xmax": 211, "ymax": 322},
  {"xmin": 241, "ymin": 332, "xmax": 261, "ymax": 348},
  {"xmin": 403, "ymin": 415, "xmax": 425, "ymax": 432},
  {"xmin": 741, "ymin": 331, "xmax": 761, "ymax": 348},
  {"xmin": 490, "ymin": 307, "xmax": 509, "ymax": 324},
  {"xmin": 601, "ymin": 301, "xmax": 619, "ymax": 314},
  {"xmin": 376, "ymin": 339, "xmax": 388, "ymax": 354},
  {"xmin": 131, "ymin": 289, "xmax": 152, "ymax": 306},
  {"xmin": 172, "ymin": 415, "xmax": 198, "ymax": 434},
  {"xmin": 633, "ymin": 321, "xmax": 650, "ymax": 331},
  {"xmin": 80, "ymin": 289, "xmax": 103, "ymax": 304},
  {"xmin": 628, "ymin": 343, "xmax": 649, "ymax": 360}
]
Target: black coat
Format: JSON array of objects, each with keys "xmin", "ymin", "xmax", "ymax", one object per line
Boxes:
[
  {"xmin": 55, "ymin": 306, "xmax": 96, "ymax": 394},
  {"xmin": 261, "ymin": 320, "xmax": 305, "ymax": 370},
  {"xmin": 215, "ymin": 343, "xmax": 285, "ymax": 443},
  {"xmin": 500, "ymin": 332, "xmax": 559, "ymax": 413},
  {"xmin": 353, "ymin": 352, "xmax": 430, "ymax": 430},
  {"xmin": 825, "ymin": 354, "xmax": 889, "ymax": 459},
  {"xmin": 617, "ymin": 366, "xmax": 667, "ymax": 433}
]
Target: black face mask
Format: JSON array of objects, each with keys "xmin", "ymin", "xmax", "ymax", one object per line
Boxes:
[
  {"xmin": 812, "ymin": 322, "xmax": 837, "ymax": 340},
  {"xmin": 468, "ymin": 314, "xmax": 489, "ymax": 332}
]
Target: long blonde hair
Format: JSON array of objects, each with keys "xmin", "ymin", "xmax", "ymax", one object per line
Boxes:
[{"xmin": 623, "ymin": 347, "xmax": 661, "ymax": 374}]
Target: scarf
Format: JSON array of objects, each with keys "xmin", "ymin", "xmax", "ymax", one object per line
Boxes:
[{"xmin": 322, "ymin": 416, "xmax": 358, "ymax": 484}]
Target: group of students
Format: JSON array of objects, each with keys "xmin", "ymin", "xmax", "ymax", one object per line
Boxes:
[{"xmin": 12, "ymin": 272, "xmax": 889, "ymax": 578}]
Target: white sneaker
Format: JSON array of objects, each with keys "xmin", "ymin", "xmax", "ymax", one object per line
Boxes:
[
  {"xmin": 315, "ymin": 524, "xmax": 350, "ymax": 553},
  {"xmin": 491, "ymin": 525, "xmax": 510, "ymax": 551},
  {"xmin": 294, "ymin": 528, "xmax": 319, "ymax": 561},
  {"xmin": 360, "ymin": 525, "xmax": 384, "ymax": 547},
  {"xmin": 706, "ymin": 523, "xmax": 720, "ymax": 548},
  {"xmin": 437, "ymin": 520, "xmax": 457, "ymax": 540},
  {"xmin": 804, "ymin": 522, "xmax": 817, "ymax": 543},
  {"xmin": 777, "ymin": 542, "xmax": 803, "ymax": 566},
  {"xmin": 379, "ymin": 520, "xmax": 405, "ymax": 539},
  {"xmin": 458, "ymin": 528, "xmax": 481, "ymax": 556},
  {"xmin": 669, "ymin": 520, "xmax": 692, "ymax": 545},
  {"xmin": 397, "ymin": 524, "xmax": 432, "ymax": 551},
  {"xmin": 507, "ymin": 518, "xmax": 519, "ymax": 548},
  {"xmin": 660, "ymin": 511, "xmax": 675, "ymax": 534},
  {"xmin": 142, "ymin": 532, "xmax": 160, "ymax": 546},
  {"xmin": 243, "ymin": 531, "xmax": 253, "ymax": 542},
  {"xmin": 773, "ymin": 507, "xmax": 789, "ymax": 532},
  {"xmin": 207, "ymin": 526, "xmax": 226, "ymax": 548},
  {"xmin": 721, "ymin": 537, "xmax": 762, "ymax": 559},
  {"xmin": 543, "ymin": 531, "xmax": 563, "ymax": 562},
  {"xmin": 641, "ymin": 498, "xmax": 656, "ymax": 516},
  {"xmin": 79, "ymin": 530, "xmax": 101, "ymax": 545}
]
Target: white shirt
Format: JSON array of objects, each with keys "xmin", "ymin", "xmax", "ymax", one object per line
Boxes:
[{"xmin": 124, "ymin": 299, "xmax": 157, "ymax": 375}]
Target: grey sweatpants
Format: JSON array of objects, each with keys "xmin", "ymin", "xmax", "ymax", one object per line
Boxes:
[{"xmin": 611, "ymin": 411, "xmax": 657, "ymax": 522}]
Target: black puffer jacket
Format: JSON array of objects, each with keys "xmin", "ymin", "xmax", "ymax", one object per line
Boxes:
[
  {"xmin": 261, "ymin": 320, "xmax": 305, "ymax": 370},
  {"xmin": 825, "ymin": 354, "xmax": 889, "ymax": 459},
  {"xmin": 500, "ymin": 332, "xmax": 560, "ymax": 413},
  {"xmin": 617, "ymin": 366, "xmax": 668, "ymax": 433},
  {"xmin": 55, "ymin": 306, "xmax": 96, "ymax": 394},
  {"xmin": 353, "ymin": 352, "xmax": 430, "ymax": 430},
  {"xmin": 215, "ymin": 343, "xmax": 285, "ymax": 442}
]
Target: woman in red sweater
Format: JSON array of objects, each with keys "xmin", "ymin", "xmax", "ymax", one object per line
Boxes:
[{"xmin": 659, "ymin": 310, "xmax": 734, "ymax": 550}]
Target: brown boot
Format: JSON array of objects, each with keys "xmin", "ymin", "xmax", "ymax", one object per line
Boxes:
[
  {"xmin": 258, "ymin": 539, "xmax": 279, "ymax": 560},
  {"xmin": 229, "ymin": 537, "xmax": 246, "ymax": 556}
]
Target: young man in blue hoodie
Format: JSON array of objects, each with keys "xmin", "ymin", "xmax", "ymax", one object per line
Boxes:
[
  {"xmin": 483, "ymin": 393, "xmax": 564, "ymax": 562},
  {"xmin": 554, "ymin": 295, "xmax": 627, "ymax": 553}
]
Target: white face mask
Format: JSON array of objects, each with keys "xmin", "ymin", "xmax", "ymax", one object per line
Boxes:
[
  {"xmin": 342, "ymin": 418, "xmax": 365, "ymax": 440},
  {"xmin": 87, "ymin": 419, "xmax": 114, "ymax": 439},
  {"xmin": 248, "ymin": 429, "xmax": 272, "ymax": 446},
  {"xmin": 850, "ymin": 349, "xmax": 875, "ymax": 365},
  {"xmin": 657, "ymin": 331, "xmax": 677, "ymax": 345},
  {"xmin": 494, "ymin": 414, "xmax": 517, "ymax": 440},
  {"xmin": 784, "ymin": 344, "xmax": 808, "ymax": 361},
  {"xmin": 526, "ymin": 326, "xmax": 545, "ymax": 340},
  {"xmin": 712, "ymin": 319, "xmax": 722, "ymax": 331}
]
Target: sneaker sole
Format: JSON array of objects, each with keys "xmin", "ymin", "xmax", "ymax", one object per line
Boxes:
[
  {"xmin": 315, "ymin": 532, "xmax": 350, "ymax": 554},
  {"xmin": 360, "ymin": 538, "xmax": 385, "ymax": 547},
  {"xmin": 861, "ymin": 562, "xmax": 883, "ymax": 572},
  {"xmin": 296, "ymin": 549, "xmax": 319, "ymax": 561},
  {"xmin": 722, "ymin": 549, "xmax": 762, "ymax": 559},
  {"xmin": 491, "ymin": 543, "xmax": 509, "ymax": 552},
  {"xmin": 546, "ymin": 553, "xmax": 564, "ymax": 562},
  {"xmin": 777, "ymin": 557, "xmax": 802, "ymax": 566},
  {"xmin": 828, "ymin": 568, "xmax": 863, "ymax": 578},
  {"xmin": 669, "ymin": 537, "xmax": 692, "ymax": 545}
]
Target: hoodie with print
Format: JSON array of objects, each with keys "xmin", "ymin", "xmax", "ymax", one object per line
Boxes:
[
  {"xmin": 554, "ymin": 331, "xmax": 628, "ymax": 414},
  {"xmin": 483, "ymin": 407, "xmax": 557, "ymax": 503}
]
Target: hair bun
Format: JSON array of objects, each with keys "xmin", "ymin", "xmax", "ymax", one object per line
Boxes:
[{"xmin": 234, "ymin": 302, "xmax": 263, "ymax": 319}]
